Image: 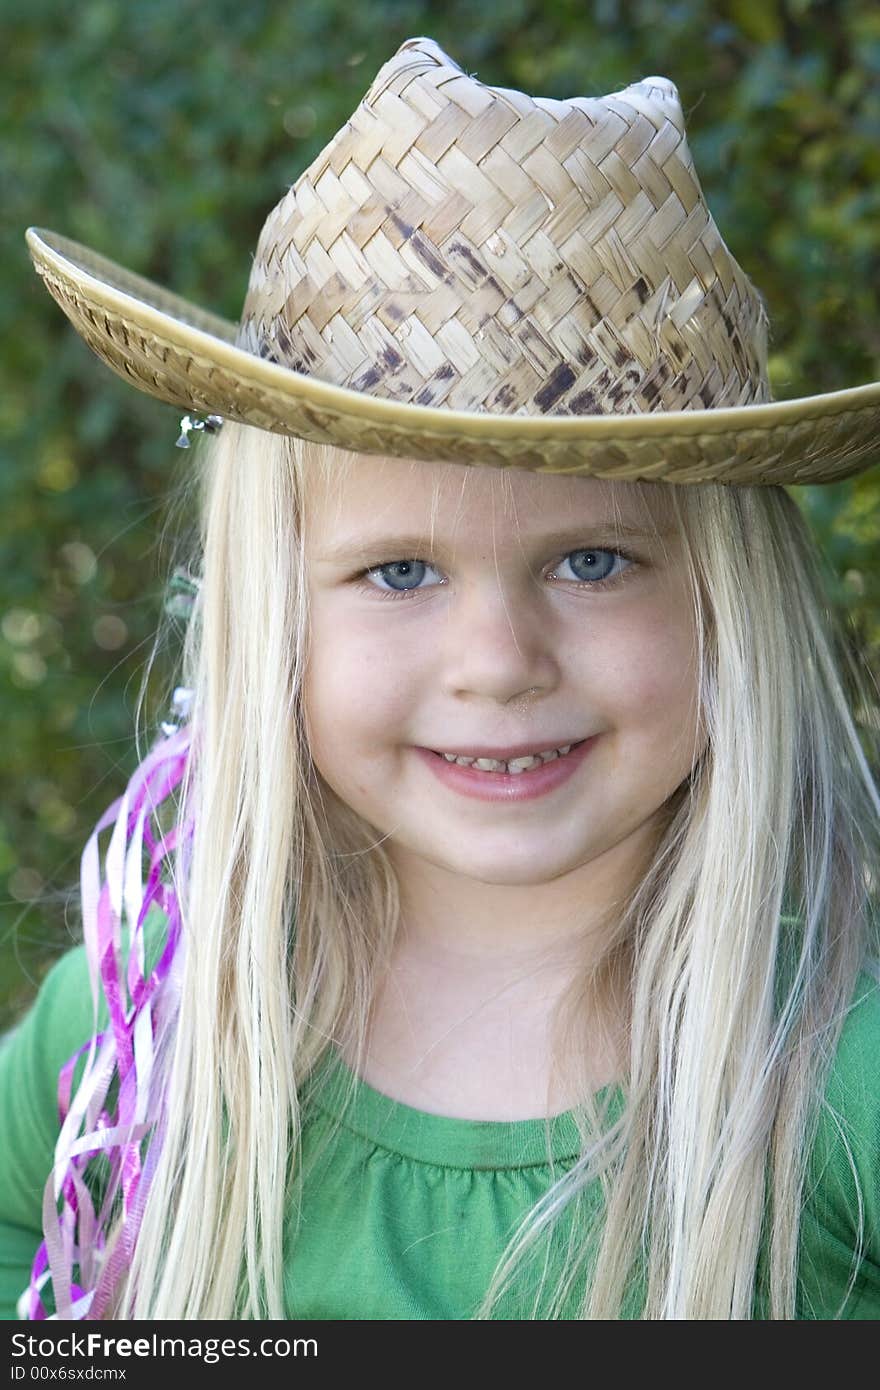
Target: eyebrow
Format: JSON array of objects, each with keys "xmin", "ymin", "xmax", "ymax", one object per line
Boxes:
[{"xmin": 313, "ymin": 522, "xmax": 676, "ymax": 563}]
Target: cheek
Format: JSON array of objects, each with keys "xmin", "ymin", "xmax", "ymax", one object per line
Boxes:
[
  {"xmin": 634, "ymin": 637, "xmax": 698, "ymax": 715},
  {"xmin": 582, "ymin": 606, "xmax": 701, "ymax": 739},
  {"xmin": 633, "ymin": 630, "xmax": 704, "ymax": 783},
  {"xmin": 303, "ymin": 606, "xmax": 420, "ymax": 758}
]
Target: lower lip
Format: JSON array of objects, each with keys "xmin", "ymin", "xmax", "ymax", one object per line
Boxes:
[{"xmin": 414, "ymin": 738, "xmax": 598, "ymax": 803}]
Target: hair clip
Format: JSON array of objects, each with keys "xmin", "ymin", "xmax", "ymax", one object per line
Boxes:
[
  {"xmin": 159, "ymin": 685, "xmax": 194, "ymax": 738},
  {"xmin": 163, "ymin": 566, "xmax": 201, "ymax": 621},
  {"xmin": 175, "ymin": 413, "xmax": 224, "ymax": 448}
]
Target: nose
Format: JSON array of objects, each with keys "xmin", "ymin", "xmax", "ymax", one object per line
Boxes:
[{"xmin": 441, "ymin": 578, "xmax": 560, "ymax": 705}]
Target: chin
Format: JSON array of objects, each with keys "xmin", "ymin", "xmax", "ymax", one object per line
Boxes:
[{"xmin": 434, "ymin": 847, "xmax": 586, "ymax": 888}]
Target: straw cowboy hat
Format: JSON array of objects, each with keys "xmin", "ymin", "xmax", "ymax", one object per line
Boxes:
[{"xmin": 26, "ymin": 36, "xmax": 880, "ymax": 486}]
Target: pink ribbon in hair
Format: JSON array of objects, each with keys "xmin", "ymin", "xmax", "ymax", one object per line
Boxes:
[{"xmin": 22, "ymin": 719, "xmax": 195, "ymax": 1320}]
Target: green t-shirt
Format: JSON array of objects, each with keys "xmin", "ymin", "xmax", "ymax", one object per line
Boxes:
[{"xmin": 1, "ymin": 918, "xmax": 879, "ymax": 1319}]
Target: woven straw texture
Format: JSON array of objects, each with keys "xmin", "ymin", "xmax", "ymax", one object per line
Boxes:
[
  {"xmin": 26, "ymin": 36, "xmax": 880, "ymax": 485},
  {"xmin": 241, "ymin": 37, "xmax": 772, "ymax": 420}
]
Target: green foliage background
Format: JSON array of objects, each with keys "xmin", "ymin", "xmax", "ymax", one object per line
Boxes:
[{"xmin": 2, "ymin": 0, "xmax": 879, "ymax": 1026}]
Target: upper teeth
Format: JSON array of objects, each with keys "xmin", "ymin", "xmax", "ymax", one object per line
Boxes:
[{"xmin": 440, "ymin": 744, "xmax": 574, "ymax": 773}]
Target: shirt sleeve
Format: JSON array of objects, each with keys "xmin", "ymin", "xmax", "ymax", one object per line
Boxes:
[
  {"xmin": 799, "ymin": 967, "xmax": 880, "ymax": 1319},
  {"xmin": 0, "ymin": 941, "xmax": 103, "ymax": 1319},
  {"xmin": 0, "ymin": 907, "xmax": 169, "ymax": 1320}
]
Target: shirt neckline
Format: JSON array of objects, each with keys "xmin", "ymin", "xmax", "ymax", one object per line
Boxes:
[{"xmin": 303, "ymin": 1047, "xmax": 624, "ymax": 1170}]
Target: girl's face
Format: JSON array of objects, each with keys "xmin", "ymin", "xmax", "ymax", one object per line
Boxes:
[{"xmin": 302, "ymin": 453, "xmax": 704, "ymax": 891}]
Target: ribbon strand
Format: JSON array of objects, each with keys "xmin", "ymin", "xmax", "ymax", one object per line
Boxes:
[{"xmin": 22, "ymin": 718, "xmax": 195, "ymax": 1320}]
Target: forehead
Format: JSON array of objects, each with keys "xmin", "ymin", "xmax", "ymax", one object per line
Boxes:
[{"xmin": 302, "ymin": 447, "xmax": 676, "ymax": 542}]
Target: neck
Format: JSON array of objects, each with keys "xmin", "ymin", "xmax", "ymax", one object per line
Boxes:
[
  {"xmin": 347, "ymin": 827, "xmax": 660, "ymax": 1118},
  {"xmin": 385, "ymin": 809, "xmax": 664, "ymax": 971}
]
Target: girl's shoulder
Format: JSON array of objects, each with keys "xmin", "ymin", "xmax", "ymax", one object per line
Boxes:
[
  {"xmin": 801, "ymin": 963, "xmax": 880, "ymax": 1319},
  {"xmin": 0, "ymin": 904, "xmax": 171, "ymax": 1137},
  {"xmin": 821, "ymin": 962, "xmax": 880, "ymax": 1135},
  {"xmin": 0, "ymin": 907, "xmax": 170, "ymax": 1320}
]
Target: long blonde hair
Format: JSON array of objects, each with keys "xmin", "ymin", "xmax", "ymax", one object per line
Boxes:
[{"xmin": 108, "ymin": 420, "xmax": 878, "ymax": 1318}]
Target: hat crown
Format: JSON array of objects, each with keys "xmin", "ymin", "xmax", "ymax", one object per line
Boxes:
[{"xmin": 238, "ymin": 37, "xmax": 771, "ymax": 419}]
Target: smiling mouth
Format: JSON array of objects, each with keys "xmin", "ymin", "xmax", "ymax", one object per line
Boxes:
[{"xmin": 428, "ymin": 740, "xmax": 588, "ymax": 774}]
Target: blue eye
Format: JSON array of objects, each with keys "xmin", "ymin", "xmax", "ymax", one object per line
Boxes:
[
  {"xmin": 355, "ymin": 549, "xmax": 636, "ymax": 600},
  {"xmin": 555, "ymin": 549, "xmax": 632, "ymax": 585},
  {"xmin": 363, "ymin": 559, "xmax": 442, "ymax": 595}
]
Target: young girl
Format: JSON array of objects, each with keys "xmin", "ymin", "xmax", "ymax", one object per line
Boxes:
[{"xmin": 4, "ymin": 36, "xmax": 880, "ymax": 1321}]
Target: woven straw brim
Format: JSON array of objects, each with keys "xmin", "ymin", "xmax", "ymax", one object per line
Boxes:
[{"xmin": 27, "ymin": 227, "xmax": 880, "ymax": 486}]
